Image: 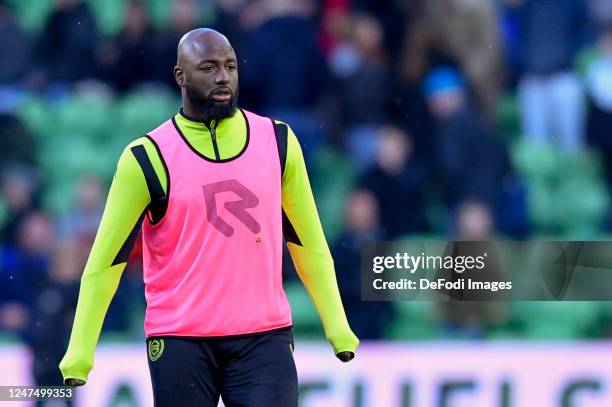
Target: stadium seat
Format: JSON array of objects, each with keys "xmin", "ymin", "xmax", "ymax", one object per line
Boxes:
[
  {"xmin": 87, "ymin": 0, "xmax": 126, "ymax": 35},
  {"xmin": 54, "ymin": 91, "xmax": 113, "ymax": 143},
  {"xmin": 283, "ymin": 281, "xmax": 323, "ymax": 339},
  {"xmin": 311, "ymin": 147, "xmax": 356, "ymax": 242},
  {"xmin": 0, "ymin": 196, "xmax": 6, "ymax": 231},
  {"xmin": 387, "ymin": 302, "xmax": 440, "ymax": 340},
  {"xmin": 148, "ymin": 0, "xmax": 173, "ymax": 29},
  {"xmin": 556, "ymin": 178, "xmax": 608, "ymax": 236},
  {"xmin": 527, "ymin": 180, "xmax": 559, "ymax": 230},
  {"xmin": 495, "ymin": 92, "xmax": 520, "ymax": 141},
  {"xmin": 574, "ymin": 46, "xmax": 599, "ymax": 77},
  {"xmin": 513, "ymin": 140, "xmax": 609, "ymax": 235},
  {"xmin": 43, "ymin": 179, "xmax": 75, "ymax": 216},
  {"xmin": 512, "ymin": 302, "xmax": 598, "ymax": 340},
  {"xmin": 115, "ymin": 89, "xmax": 180, "ymax": 139},
  {"xmin": 6, "ymin": 0, "xmax": 52, "ymax": 31},
  {"xmin": 511, "ymin": 140, "xmax": 561, "ymax": 181},
  {"xmin": 38, "ymin": 133, "xmax": 115, "ymax": 215},
  {"xmin": 15, "ymin": 95, "xmax": 51, "ymax": 144}
]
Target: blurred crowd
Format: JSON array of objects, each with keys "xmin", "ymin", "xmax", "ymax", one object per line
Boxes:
[{"xmin": 2, "ymin": 0, "xmax": 612, "ymax": 387}]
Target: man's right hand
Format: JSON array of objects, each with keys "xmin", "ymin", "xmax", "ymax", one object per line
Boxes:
[
  {"xmin": 65, "ymin": 379, "xmax": 86, "ymax": 387},
  {"xmin": 335, "ymin": 351, "xmax": 355, "ymax": 362}
]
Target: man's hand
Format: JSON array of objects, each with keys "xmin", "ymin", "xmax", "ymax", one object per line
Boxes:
[
  {"xmin": 335, "ymin": 351, "xmax": 355, "ymax": 362},
  {"xmin": 65, "ymin": 379, "xmax": 86, "ymax": 387}
]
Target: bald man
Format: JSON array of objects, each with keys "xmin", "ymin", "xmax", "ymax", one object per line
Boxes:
[{"xmin": 59, "ymin": 29, "xmax": 359, "ymax": 406}]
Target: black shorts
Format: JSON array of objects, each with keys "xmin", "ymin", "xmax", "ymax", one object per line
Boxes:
[{"xmin": 146, "ymin": 327, "xmax": 298, "ymax": 407}]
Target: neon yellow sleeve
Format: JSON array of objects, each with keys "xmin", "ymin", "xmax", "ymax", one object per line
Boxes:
[
  {"xmin": 280, "ymin": 124, "xmax": 359, "ymax": 355},
  {"xmin": 59, "ymin": 137, "xmax": 166, "ymax": 383}
]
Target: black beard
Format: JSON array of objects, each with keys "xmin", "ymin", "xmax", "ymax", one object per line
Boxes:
[{"xmin": 185, "ymin": 84, "xmax": 238, "ymax": 122}]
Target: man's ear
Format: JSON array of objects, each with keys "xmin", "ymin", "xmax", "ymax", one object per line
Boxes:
[{"xmin": 174, "ymin": 66, "xmax": 185, "ymax": 88}]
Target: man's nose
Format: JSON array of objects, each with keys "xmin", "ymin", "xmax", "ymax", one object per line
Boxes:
[{"xmin": 215, "ymin": 68, "xmax": 230, "ymax": 84}]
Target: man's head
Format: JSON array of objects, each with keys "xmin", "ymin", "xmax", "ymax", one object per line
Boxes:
[
  {"xmin": 175, "ymin": 28, "xmax": 239, "ymax": 122},
  {"xmin": 376, "ymin": 126, "xmax": 412, "ymax": 176},
  {"xmin": 344, "ymin": 189, "xmax": 379, "ymax": 234},
  {"xmin": 423, "ymin": 66, "xmax": 465, "ymax": 120}
]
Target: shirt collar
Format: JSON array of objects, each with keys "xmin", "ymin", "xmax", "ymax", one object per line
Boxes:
[{"xmin": 176, "ymin": 108, "xmax": 243, "ymax": 137}]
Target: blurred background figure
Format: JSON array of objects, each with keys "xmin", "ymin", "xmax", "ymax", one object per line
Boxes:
[
  {"xmin": 455, "ymin": 200, "xmax": 495, "ymax": 240},
  {"xmin": 358, "ymin": 126, "xmax": 429, "ymax": 238},
  {"xmin": 328, "ymin": 12, "xmax": 391, "ymax": 172},
  {"xmin": 401, "ymin": 0, "xmax": 504, "ymax": 119},
  {"xmin": 0, "ymin": 0, "xmax": 31, "ymax": 87},
  {"xmin": 0, "ymin": 114, "xmax": 36, "ymax": 168},
  {"xmin": 586, "ymin": 22, "xmax": 612, "ymax": 186},
  {"xmin": 332, "ymin": 189, "xmax": 394, "ymax": 339},
  {"xmin": 509, "ymin": 0, "xmax": 588, "ymax": 154},
  {"xmin": 240, "ymin": 0, "xmax": 328, "ymax": 164},
  {"xmin": 441, "ymin": 200, "xmax": 507, "ymax": 339},
  {"xmin": 0, "ymin": 164, "xmax": 40, "ymax": 247},
  {"xmin": 424, "ymin": 67, "xmax": 508, "ymax": 219},
  {"xmin": 58, "ymin": 174, "xmax": 105, "ymax": 246},
  {"xmin": 96, "ymin": 0, "xmax": 156, "ymax": 92},
  {"xmin": 0, "ymin": 211, "xmax": 53, "ymax": 339},
  {"xmin": 153, "ymin": 0, "xmax": 201, "ymax": 88},
  {"xmin": 24, "ymin": 242, "xmax": 79, "ymax": 406},
  {"xmin": 33, "ymin": 0, "xmax": 97, "ymax": 87}
]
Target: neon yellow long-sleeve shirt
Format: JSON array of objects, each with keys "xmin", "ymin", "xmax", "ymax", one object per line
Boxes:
[{"xmin": 59, "ymin": 109, "xmax": 359, "ymax": 384}]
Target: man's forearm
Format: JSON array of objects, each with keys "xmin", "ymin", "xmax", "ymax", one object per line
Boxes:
[
  {"xmin": 288, "ymin": 243, "xmax": 359, "ymax": 354},
  {"xmin": 281, "ymin": 127, "xmax": 359, "ymax": 355},
  {"xmin": 59, "ymin": 141, "xmax": 155, "ymax": 383},
  {"xmin": 59, "ymin": 263, "xmax": 125, "ymax": 382}
]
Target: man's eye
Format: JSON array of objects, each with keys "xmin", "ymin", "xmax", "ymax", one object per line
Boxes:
[
  {"xmin": 228, "ymin": 65, "xmax": 236, "ymax": 71},
  {"xmin": 202, "ymin": 66, "xmax": 214, "ymax": 72}
]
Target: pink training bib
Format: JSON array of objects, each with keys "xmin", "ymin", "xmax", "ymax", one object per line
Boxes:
[{"xmin": 141, "ymin": 109, "xmax": 291, "ymax": 337}]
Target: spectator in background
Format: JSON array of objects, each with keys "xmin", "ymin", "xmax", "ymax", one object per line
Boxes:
[
  {"xmin": 439, "ymin": 200, "xmax": 508, "ymax": 337},
  {"xmin": 153, "ymin": 0, "xmax": 201, "ymax": 89},
  {"xmin": 0, "ymin": 164, "xmax": 39, "ymax": 247},
  {"xmin": 332, "ymin": 189, "xmax": 393, "ymax": 339},
  {"xmin": 240, "ymin": 0, "xmax": 328, "ymax": 164},
  {"xmin": 211, "ymin": 0, "xmax": 257, "ymax": 53},
  {"xmin": 456, "ymin": 200, "xmax": 495, "ymax": 239},
  {"xmin": 24, "ymin": 242, "xmax": 79, "ymax": 395},
  {"xmin": 350, "ymin": 0, "xmax": 406, "ymax": 60},
  {"xmin": 425, "ymin": 67, "xmax": 508, "ymax": 218},
  {"xmin": 34, "ymin": 0, "xmax": 97, "ymax": 84},
  {"xmin": 401, "ymin": 0, "xmax": 504, "ymax": 119},
  {"xmin": 328, "ymin": 12, "xmax": 392, "ymax": 172},
  {"xmin": 359, "ymin": 126, "xmax": 429, "ymax": 238},
  {"xmin": 318, "ymin": 0, "xmax": 350, "ymax": 57},
  {"xmin": 97, "ymin": 0, "xmax": 157, "ymax": 92},
  {"xmin": 0, "ymin": 212, "xmax": 53, "ymax": 338},
  {"xmin": 56, "ymin": 174, "xmax": 139, "ymax": 333},
  {"xmin": 590, "ymin": 0, "xmax": 612, "ymax": 25},
  {"xmin": 58, "ymin": 175, "xmax": 104, "ymax": 246},
  {"xmin": 0, "ymin": 114, "xmax": 36, "ymax": 167},
  {"xmin": 0, "ymin": 0, "xmax": 31, "ymax": 85},
  {"xmin": 586, "ymin": 23, "xmax": 612, "ymax": 186},
  {"xmin": 510, "ymin": 0, "xmax": 588, "ymax": 154}
]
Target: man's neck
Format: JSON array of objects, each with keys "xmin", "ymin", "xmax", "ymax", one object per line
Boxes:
[
  {"xmin": 173, "ymin": 108, "xmax": 248, "ymax": 160},
  {"xmin": 180, "ymin": 107, "xmax": 237, "ymax": 128},
  {"xmin": 180, "ymin": 108, "xmax": 204, "ymax": 123},
  {"xmin": 181, "ymin": 106, "xmax": 214, "ymax": 126}
]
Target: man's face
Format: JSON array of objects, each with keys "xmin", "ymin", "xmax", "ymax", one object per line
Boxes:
[
  {"xmin": 178, "ymin": 44, "xmax": 239, "ymax": 121},
  {"xmin": 427, "ymin": 89, "xmax": 464, "ymax": 120}
]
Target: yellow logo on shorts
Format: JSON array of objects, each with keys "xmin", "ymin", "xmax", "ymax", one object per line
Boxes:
[{"xmin": 148, "ymin": 339, "xmax": 165, "ymax": 361}]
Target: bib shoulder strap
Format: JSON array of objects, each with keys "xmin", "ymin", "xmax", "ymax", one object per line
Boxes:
[
  {"xmin": 272, "ymin": 121, "xmax": 288, "ymax": 178},
  {"xmin": 242, "ymin": 109, "xmax": 288, "ymax": 177},
  {"xmin": 130, "ymin": 137, "xmax": 168, "ymax": 224}
]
